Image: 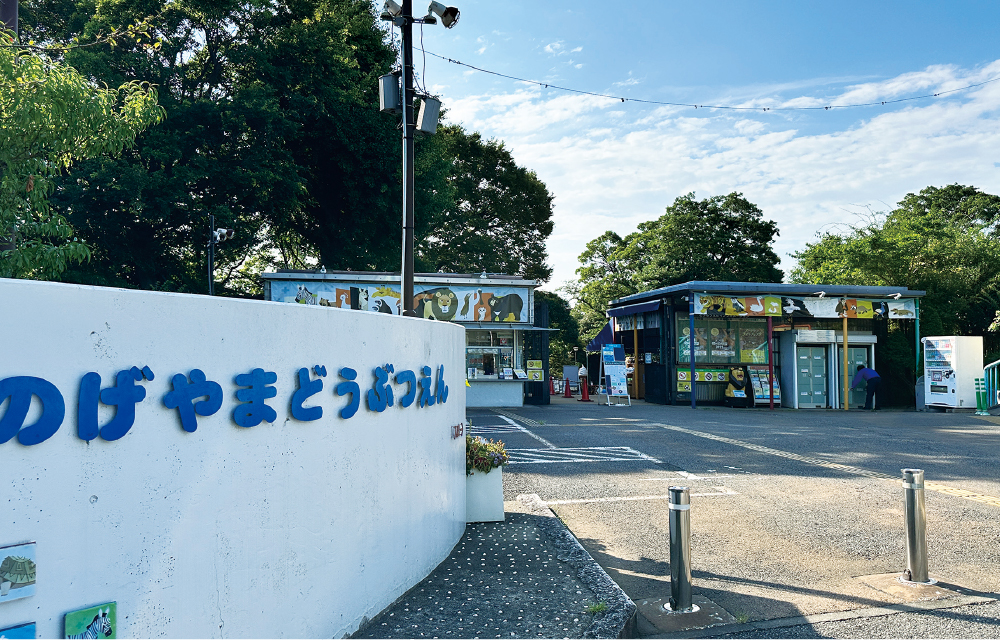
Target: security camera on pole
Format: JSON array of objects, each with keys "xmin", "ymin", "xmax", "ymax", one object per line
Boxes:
[
  {"xmin": 207, "ymin": 214, "xmax": 235, "ymax": 296},
  {"xmin": 379, "ymin": 1, "xmax": 459, "ymax": 316}
]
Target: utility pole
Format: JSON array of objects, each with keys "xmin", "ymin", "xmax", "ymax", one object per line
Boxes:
[
  {"xmin": 1, "ymin": 0, "xmax": 17, "ymax": 33},
  {"xmin": 400, "ymin": 0, "xmax": 416, "ymax": 316}
]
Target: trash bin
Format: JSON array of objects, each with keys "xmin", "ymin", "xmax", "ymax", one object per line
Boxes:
[{"xmin": 915, "ymin": 376, "xmax": 925, "ymax": 411}]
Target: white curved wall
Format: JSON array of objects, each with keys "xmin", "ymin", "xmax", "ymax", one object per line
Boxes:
[{"xmin": 0, "ymin": 278, "xmax": 466, "ymax": 638}]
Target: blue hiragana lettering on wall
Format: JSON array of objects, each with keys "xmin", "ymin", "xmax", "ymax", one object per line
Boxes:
[
  {"xmin": 291, "ymin": 366, "xmax": 325, "ymax": 422},
  {"xmin": 78, "ymin": 366, "xmax": 153, "ymax": 442},
  {"xmin": 2, "ymin": 361, "xmax": 449, "ymax": 446},
  {"xmin": 418, "ymin": 365, "xmax": 436, "ymax": 408},
  {"xmin": 335, "ymin": 367, "xmax": 360, "ymax": 419},
  {"xmin": 366, "ymin": 364, "xmax": 395, "ymax": 412},
  {"xmin": 233, "ymin": 368, "xmax": 278, "ymax": 428},
  {"xmin": 162, "ymin": 369, "xmax": 224, "ymax": 433},
  {"xmin": 0, "ymin": 376, "xmax": 66, "ymax": 446},
  {"xmin": 394, "ymin": 369, "xmax": 416, "ymax": 408},
  {"xmin": 435, "ymin": 365, "xmax": 449, "ymax": 405}
]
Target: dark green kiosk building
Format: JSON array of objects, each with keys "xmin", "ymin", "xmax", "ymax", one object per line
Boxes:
[{"xmin": 595, "ymin": 281, "xmax": 925, "ymax": 409}]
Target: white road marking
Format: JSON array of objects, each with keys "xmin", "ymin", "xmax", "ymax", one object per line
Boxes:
[
  {"xmin": 639, "ymin": 475, "xmax": 735, "ymax": 482},
  {"xmin": 468, "ymin": 424, "xmax": 525, "ymax": 435},
  {"xmin": 508, "ymin": 446, "xmax": 662, "ymax": 465},
  {"xmin": 546, "ymin": 488, "xmax": 738, "ymax": 505},
  {"xmin": 648, "ymin": 421, "xmax": 1000, "ymax": 509},
  {"xmin": 498, "ymin": 415, "xmax": 556, "ymax": 449}
]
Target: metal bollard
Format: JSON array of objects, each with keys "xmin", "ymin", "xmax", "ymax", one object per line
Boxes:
[
  {"xmin": 668, "ymin": 486, "xmax": 693, "ymax": 612},
  {"xmin": 902, "ymin": 469, "xmax": 930, "ymax": 583}
]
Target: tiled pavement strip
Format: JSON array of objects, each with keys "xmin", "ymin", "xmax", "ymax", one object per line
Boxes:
[{"xmin": 353, "ymin": 495, "xmax": 635, "ymax": 639}]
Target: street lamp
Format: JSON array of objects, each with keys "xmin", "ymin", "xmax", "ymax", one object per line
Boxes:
[
  {"xmin": 573, "ymin": 346, "xmax": 579, "ymax": 364},
  {"xmin": 380, "ymin": 1, "xmax": 459, "ymax": 316}
]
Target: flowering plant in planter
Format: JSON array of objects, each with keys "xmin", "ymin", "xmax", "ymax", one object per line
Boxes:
[{"xmin": 466, "ymin": 435, "xmax": 509, "ymax": 476}]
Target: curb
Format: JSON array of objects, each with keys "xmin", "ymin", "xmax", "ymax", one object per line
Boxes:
[
  {"xmin": 651, "ymin": 594, "xmax": 1000, "ymax": 639},
  {"xmin": 516, "ymin": 494, "xmax": 638, "ymax": 639}
]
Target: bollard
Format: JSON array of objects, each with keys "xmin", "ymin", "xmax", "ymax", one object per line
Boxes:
[
  {"xmin": 902, "ymin": 469, "xmax": 930, "ymax": 583},
  {"xmin": 549, "ymin": 375, "xmax": 555, "ymax": 396},
  {"xmin": 578, "ymin": 375, "xmax": 593, "ymax": 402},
  {"xmin": 668, "ymin": 486, "xmax": 693, "ymax": 612}
]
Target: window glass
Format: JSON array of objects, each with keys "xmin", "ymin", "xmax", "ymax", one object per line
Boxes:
[{"xmin": 676, "ymin": 315, "xmax": 768, "ymax": 364}]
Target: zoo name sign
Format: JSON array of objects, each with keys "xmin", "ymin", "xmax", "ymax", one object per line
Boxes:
[{"xmin": 0, "ymin": 362, "xmax": 450, "ymax": 447}]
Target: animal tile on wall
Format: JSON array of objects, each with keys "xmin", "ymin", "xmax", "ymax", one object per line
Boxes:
[
  {"xmin": 0, "ymin": 542, "xmax": 36, "ymax": 604},
  {"xmin": 0, "ymin": 622, "xmax": 36, "ymax": 639},
  {"xmin": 64, "ymin": 602, "xmax": 116, "ymax": 639}
]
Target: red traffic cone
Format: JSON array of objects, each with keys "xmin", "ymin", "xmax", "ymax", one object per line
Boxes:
[
  {"xmin": 563, "ymin": 378, "xmax": 573, "ymax": 398},
  {"xmin": 578, "ymin": 375, "xmax": 593, "ymax": 402}
]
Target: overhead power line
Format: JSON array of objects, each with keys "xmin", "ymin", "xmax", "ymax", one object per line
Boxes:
[{"xmin": 424, "ymin": 50, "xmax": 1000, "ymax": 112}]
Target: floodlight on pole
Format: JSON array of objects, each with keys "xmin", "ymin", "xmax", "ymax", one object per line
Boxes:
[
  {"xmin": 427, "ymin": 1, "xmax": 460, "ymax": 28},
  {"xmin": 380, "ymin": 0, "xmax": 459, "ymax": 317}
]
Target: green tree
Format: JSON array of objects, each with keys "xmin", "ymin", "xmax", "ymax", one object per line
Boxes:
[
  {"xmin": 792, "ymin": 185, "xmax": 1000, "ymax": 340},
  {"xmin": 792, "ymin": 184, "xmax": 1000, "ymax": 372},
  {"xmin": 569, "ymin": 192, "xmax": 783, "ymax": 343},
  {"xmin": 418, "ymin": 125, "xmax": 554, "ymax": 281},
  {"xmin": 534, "ymin": 290, "xmax": 580, "ymax": 372},
  {"xmin": 0, "ymin": 28, "xmax": 163, "ymax": 280},
  {"xmin": 25, "ymin": 0, "xmax": 449, "ymax": 295}
]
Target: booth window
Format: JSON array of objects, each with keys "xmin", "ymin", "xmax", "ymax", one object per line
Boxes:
[
  {"xmin": 676, "ymin": 315, "xmax": 769, "ymax": 364},
  {"xmin": 467, "ymin": 330, "xmax": 518, "ymax": 379}
]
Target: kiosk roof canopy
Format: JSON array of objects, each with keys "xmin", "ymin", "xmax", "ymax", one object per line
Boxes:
[{"xmin": 609, "ymin": 280, "xmax": 925, "ymax": 308}]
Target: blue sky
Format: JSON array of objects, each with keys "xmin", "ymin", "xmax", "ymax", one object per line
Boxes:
[{"xmin": 393, "ymin": 1, "xmax": 1000, "ymax": 291}]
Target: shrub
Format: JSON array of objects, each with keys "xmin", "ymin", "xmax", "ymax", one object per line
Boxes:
[{"xmin": 466, "ymin": 436, "xmax": 509, "ymax": 476}]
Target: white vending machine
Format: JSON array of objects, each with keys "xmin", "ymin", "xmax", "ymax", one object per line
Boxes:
[{"xmin": 923, "ymin": 336, "xmax": 984, "ymax": 409}]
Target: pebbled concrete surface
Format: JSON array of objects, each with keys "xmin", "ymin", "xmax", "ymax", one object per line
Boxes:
[{"xmin": 353, "ymin": 496, "xmax": 634, "ymax": 639}]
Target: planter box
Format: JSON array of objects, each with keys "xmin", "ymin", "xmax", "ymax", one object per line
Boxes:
[{"xmin": 466, "ymin": 467, "xmax": 505, "ymax": 523}]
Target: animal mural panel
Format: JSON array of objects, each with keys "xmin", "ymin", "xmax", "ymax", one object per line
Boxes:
[
  {"xmin": 695, "ymin": 294, "xmax": 782, "ymax": 316},
  {"xmin": 272, "ymin": 281, "xmax": 531, "ymax": 322},
  {"xmin": 488, "ymin": 294, "xmax": 524, "ymax": 322},
  {"xmin": 413, "ymin": 288, "xmax": 459, "ymax": 321},
  {"xmin": 64, "ymin": 602, "xmax": 116, "ymax": 639},
  {"xmin": 369, "ymin": 286, "xmax": 400, "ymax": 315},
  {"xmin": 0, "ymin": 542, "xmax": 36, "ymax": 603}
]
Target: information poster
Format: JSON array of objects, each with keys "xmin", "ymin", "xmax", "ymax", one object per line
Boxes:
[
  {"xmin": 739, "ymin": 327, "xmax": 768, "ymax": 363},
  {"xmin": 709, "ymin": 327, "xmax": 736, "ymax": 359},
  {"xmin": 602, "ymin": 344, "xmax": 629, "ymax": 397}
]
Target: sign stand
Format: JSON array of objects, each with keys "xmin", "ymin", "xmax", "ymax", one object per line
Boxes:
[{"xmin": 601, "ymin": 344, "xmax": 631, "ymax": 407}]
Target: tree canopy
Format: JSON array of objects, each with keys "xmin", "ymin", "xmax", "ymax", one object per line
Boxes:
[
  {"xmin": 418, "ymin": 126, "xmax": 554, "ymax": 281},
  {"xmin": 570, "ymin": 192, "xmax": 782, "ymax": 341},
  {"xmin": 18, "ymin": 0, "xmax": 554, "ymax": 294},
  {"xmin": 792, "ymin": 184, "xmax": 1000, "ymax": 352},
  {"xmin": 0, "ymin": 27, "xmax": 163, "ymax": 279}
]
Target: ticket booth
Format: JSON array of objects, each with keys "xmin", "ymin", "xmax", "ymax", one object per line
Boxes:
[{"xmin": 605, "ymin": 281, "xmax": 924, "ymax": 408}]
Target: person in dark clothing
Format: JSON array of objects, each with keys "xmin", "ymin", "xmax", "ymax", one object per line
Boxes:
[{"xmin": 851, "ymin": 365, "xmax": 881, "ymax": 410}]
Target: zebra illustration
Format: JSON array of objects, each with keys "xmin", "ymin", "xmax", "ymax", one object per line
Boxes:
[{"xmin": 68, "ymin": 608, "xmax": 113, "ymax": 639}]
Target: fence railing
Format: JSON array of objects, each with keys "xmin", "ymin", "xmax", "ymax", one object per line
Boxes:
[{"xmin": 986, "ymin": 359, "xmax": 1000, "ymax": 409}]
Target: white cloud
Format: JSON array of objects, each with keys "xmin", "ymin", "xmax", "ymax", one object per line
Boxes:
[
  {"xmin": 543, "ymin": 41, "xmax": 564, "ymax": 54},
  {"xmin": 440, "ymin": 62, "xmax": 1000, "ymax": 291}
]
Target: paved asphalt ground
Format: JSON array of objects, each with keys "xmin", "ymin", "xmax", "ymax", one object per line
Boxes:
[{"xmin": 484, "ymin": 397, "xmax": 1000, "ymax": 638}]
